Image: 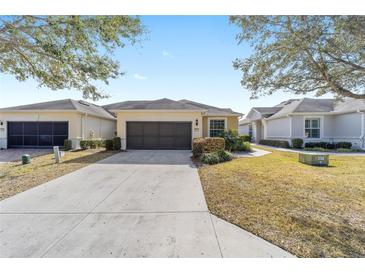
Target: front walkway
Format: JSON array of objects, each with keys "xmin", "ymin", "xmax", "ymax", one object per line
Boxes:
[
  {"xmin": 0, "ymin": 150, "xmax": 293, "ymax": 258},
  {"xmin": 255, "ymin": 144, "xmax": 365, "ymax": 156}
]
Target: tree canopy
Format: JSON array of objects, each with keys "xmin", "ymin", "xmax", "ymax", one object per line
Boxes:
[
  {"xmin": 230, "ymin": 16, "xmax": 365, "ymax": 100},
  {"xmin": 0, "ymin": 16, "xmax": 144, "ymax": 100}
]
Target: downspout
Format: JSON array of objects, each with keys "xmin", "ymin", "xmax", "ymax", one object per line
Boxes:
[{"xmin": 359, "ymin": 110, "xmax": 365, "ymax": 149}]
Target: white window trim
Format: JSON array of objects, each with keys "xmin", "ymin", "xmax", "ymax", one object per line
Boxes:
[
  {"xmin": 208, "ymin": 117, "xmax": 227, "ymax": 137},
  {"xmin": 303, "ymin": 116, "xmax": 323, "ymax": 139}
]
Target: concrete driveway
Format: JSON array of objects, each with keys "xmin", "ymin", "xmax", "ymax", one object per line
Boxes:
[{"xmin": 0, "ymin": 150, "xmax": 293, "ymax": 258}]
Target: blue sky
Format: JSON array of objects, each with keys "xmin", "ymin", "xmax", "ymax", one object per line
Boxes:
[{"xmin": 0, "ymin": 16, "xmax": 332, "ymax": 115}]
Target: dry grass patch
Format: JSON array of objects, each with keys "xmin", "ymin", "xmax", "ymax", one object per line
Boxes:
[
  {"xmin": 0, "ymin": 149, "xmax": 118, "ymax": 200},
  {"xmin": 199, "ymin": 147, "xmax": 365, "ymax": 257}
]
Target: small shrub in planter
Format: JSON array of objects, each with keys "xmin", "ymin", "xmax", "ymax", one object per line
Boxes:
[
  {"xmin": 201, "ymin": 152, "xmax": 220, "ymax": 165},
  {"xmin": 105, "ymin": 139, "xmax": 114, "ymax": 150},
  {"xmin": 291, "ymin": 138, "xmax": 303, "ymax": 149},
  {"xmin": 259, "ymin": 139, "xmax": 290, "ymax": 148},
  {"xmin": 239, "ymin": 134, "xmax": 251, "ymax": 143},
  {"xmin": 336, "ymin": 142, "xmax": 352, "ymax": 149},
  {"xmin": 113, "ymin": 137, "xmax": 121, "ymax": 150},
  {"xmin": 63, "ymin": 139, "xmax": 72, "ymax": 151}
]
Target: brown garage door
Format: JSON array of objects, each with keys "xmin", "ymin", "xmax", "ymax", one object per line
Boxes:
[{"xmin": 126, "ymin": 122, "xmax": 192, "ymax": 150}]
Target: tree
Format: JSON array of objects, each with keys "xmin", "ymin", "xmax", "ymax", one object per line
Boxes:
[
  {"xmin": 230, "ymin": 16, "xmax": 365, "ymax": 100},
  {"xmin": 0, "ymin": 16, "xmax": 144, "ymax": 100}
]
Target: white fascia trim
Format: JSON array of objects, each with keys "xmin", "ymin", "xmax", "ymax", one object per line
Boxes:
[
  {"xmin": 207, "ymin": 117, "xmax": 228, "ymax": 137},
  {"xmin": 111, "ymin": 109, "xmax": 205, "ymax": 113},
  {"xmin": 0, "ymin": 110, "xmax": 78, "ymax": 113}
]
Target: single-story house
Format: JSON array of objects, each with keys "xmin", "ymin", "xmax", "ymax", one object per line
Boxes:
[
  {"xmin": 0, "ymin": 98, "xmax": 242, "ymax": 150},
  {"xmin": 0, "ymin": 99, "xmax": 116, "ymax": 149},
  {"xmin": 239, "ymin": 98, "xmax": 365, "ymax": 149},
  {"xmin": 103, "ymin": 98, "xmax": 242, "ymax": 150}
]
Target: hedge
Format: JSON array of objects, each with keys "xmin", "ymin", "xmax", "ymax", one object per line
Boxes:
[
  {"xmin": 259, "ymin": 139, "xmax": 290, "ymax": 148},
  {"xmin": 305, "ymin": 142, "xmax": 352, "ymax": 149},
  {"xmin": 192, "ymin": 137, "xmax": 225, "ymax": 158},
  {"xmin": 201, "ymin": 150, "xmax": 232, "ymax": 165},
  {"xmin": 79, "ymin": 140, "xmax": 103, "ymax": 149},
  {"xmin": 239, "ymin": 135, "xmax": 251, "ymax": 142},
  {"xmin": 113, "ymin": 137, "xmax": 121, "ymax": 150},
  {"xmin": 105, "ymin": 139, "xmax": 114, "ymax": 150},
  {"xmin": 63, "ymin": 139, "xmax": 72, "ymax": 151},
  {"xmin": 291, "ymin": 138, "xmax": 303, "ymax": 149}
]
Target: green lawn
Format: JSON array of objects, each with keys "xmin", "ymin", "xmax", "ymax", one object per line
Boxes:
[{"xmin": 198, "ymin": 147, "xmax": 365, "ymax": 257}]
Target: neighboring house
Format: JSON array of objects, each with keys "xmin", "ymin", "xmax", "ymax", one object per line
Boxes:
[
  {"xmin": 239, "ymin": 98, "xmax": 365, "ymax": 149},
  {"xmin": 0, "ymin": 99, "xmax": 116, "ymax": 149},
  {"xmin": 103, "ymin": 98, "xmax": 242, "ymax": 150},
  {"xmin": 0, "ymin": 98, "xmax": 241, "ymax": 150}
]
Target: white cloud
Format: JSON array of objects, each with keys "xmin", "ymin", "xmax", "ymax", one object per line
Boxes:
[
  {"xmin": 133, "ymin": 73, "xmax": 147, "ymax": 80},
  {"xmin": 162, "ymin": 50, "xmax": 174, "ymax": 59}
]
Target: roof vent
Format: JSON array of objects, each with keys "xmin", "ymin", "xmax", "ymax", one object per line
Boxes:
[{"xmin": 78, "ymin": 101, "xmax": 90, "ymax": 106}]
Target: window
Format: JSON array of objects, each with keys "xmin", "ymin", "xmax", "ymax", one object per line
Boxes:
[
  {"xmin": 209, "ymin": 119, "xmax": 225, "ymax": 137},
  {"xmin": 305, "ymin": 118, "xmax": 320, "ymax": 138},
  {"xmin": 248, "ymin": 124, "xmax": 253, "ymax": 137}
]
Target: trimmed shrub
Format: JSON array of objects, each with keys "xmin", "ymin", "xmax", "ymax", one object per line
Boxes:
[
  {"xmin": 239, "ymin": 134, "xmax": 251, "ymax": 143},
  {"xmin": 113, "ymin": 137, "xmax": 121, "ymax": 150},
  {"xmin": 259, "ymin": 139, "xmax": 290, "ymax": 148},
  {"xmin": 201, "ymin": 152, "xmax": 220, "ymax": 165},
  {"xmin": 336, "ymin": 142, "xmax": 352, "ymax": 149},
  {"xmin": 63, "ymin": 139, "xmax": 72, "ymax": 151},
  {"xmin": 80, "ymin": 140, "xmax": 88, "ymax": 149},
  {"xmin": 192, "ymin": 138, "xmax": 205, "ymax": 158},
  {"xmin": 291, "ymin": 138, "xmax": 303, "ymax": 149},
  {"xmin": 201, "ymin": 150, "xmax": 232, "ymax": 165},
  {"xmin": 217, "ymin": 149, "xmax": 232, "ymax": 162},
  {"xmin": 220, "ymin": 130, "xmax": 238, "ymax": 151},
  {"xmin": 237, "ymin": 141, "xmax": 251, "ymax": 151},
  {"xmin": 105, "ymin": 139, "xmax": 114, "ymax": 150},
  {"xmin": 204, "ymin": 137, "xmax": 225, "ymax": 152}
]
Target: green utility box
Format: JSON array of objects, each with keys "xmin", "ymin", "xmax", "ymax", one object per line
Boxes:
[
  {"xmin": 299, "ymin": 152, "xmax": 329, "ymax": 166},
  {"xmin": 22, "ymin": 154, "xmax": 31, "ymax": 165}
]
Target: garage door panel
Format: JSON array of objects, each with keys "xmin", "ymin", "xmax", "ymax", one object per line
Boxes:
[
  {"xmin": 159, "ymin": 137, "xmax": 175, "ymax": 148},
  {"xmin": 8, "ymin": 136, "xmax": 23, "ymax": 146},
  {"xmin": 8, "ymin": 122, "xmax": 23, "ymax": 135},
  {"xmin": 24, "ymin": 136, "xmax": 38, "ymax": 146},
  {"xmin": 7, "ymin": 122, "xmax": 68, "ymax": 148},
  {"xmin": 53, "ymin": 135, "xmax": 68, "ymax": 146},
  {"xmin": 128, "ymin": 123, "xmax": 144, "ymax": 135},
  {"xmin": 126, "ymin": 122, "xmax": 191, "ymax": 150},
  {"xmin": 24, "ymin": 122, "xmax": 38, "ymax": 135},
  {"xmin": 53, "ymin": 122, "xmax": 68, "ymax": 135},
  {"xmin": 159, "ymin": 123, "xmax": 175, "ymax": 136},
  {"xmin": 143, "ymin": 123, "xmax": 159, "ymax": 136},
  {"xmin": 39, "ymin": 122, "xmax": 53, "ymax": 135}
]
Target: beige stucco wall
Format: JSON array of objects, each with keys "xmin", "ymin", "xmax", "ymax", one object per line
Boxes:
[
  {"xmin": 115, "ymin": 111, "xmax": 203, "ymax": 149},
  {"xmin": 202, "ymin": 116, "xmax": 238, "ymax": 137},
  {"xmin": 0, "ymin": 111, "xmax": 116, "ymax": 149}
]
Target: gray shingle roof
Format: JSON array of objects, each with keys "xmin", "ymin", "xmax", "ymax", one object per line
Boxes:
[
  {"xmin": 249, "ymin": 98, "xmax": 365, "ymax": 121},
  {"xmin": 0, "ymin": 99, "xmax": 116, "ymax": 120},
  {"xmin": 104, "ymin": 98, "xmax": 242, "ymax": 116},
  {"xmin": 179, "ymin": 99, "xmax": 242, "ymax": 116},
  {"xmin": 252, "ymin": 107, "xmax": 283, "ymax": 114},
  {"xmin": 103, "ymin": 98, "xmax": 203, "ymax": 111}
]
